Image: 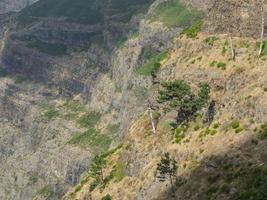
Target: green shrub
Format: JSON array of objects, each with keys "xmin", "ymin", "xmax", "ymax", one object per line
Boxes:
[
  {"xmin": 217, "ymin": 62, "xmax": 226, "ymax": 70},
  {"xmin": 137, "ymin": 51, "xmax": 168, "ymax": 76},
  {"xmin": 210, "ymin": 61, "xmax": 217, "ymax": 67},
  {"xmin": 89, "ymin": 180, "xmax": 98, "ymax": 192},
  {"xmin": 258, "ymin": 122, "xmax": 267, "ymax": 140},
  {"xmin": 68, "ymin": 128, "xmax": 112, "ymax": 152},
  {"xmin": 174, "ymin": 125, "xmax": 187, "ymax": 143},
  {"xmin": 182, "ymin": 21, "xmax": 203, "ymax": 38},
  {"xmin": 235, "ymin": 127, "xmax": 244, "ymax": 134},
  {"xmin": 102, "ymin": 194, "xmax": 112, "ymax": 200},
  {"xmin": 110, "ymin": 163, "xmax": 126, "ymax": 182},
  {"xmin": 231, "ymin": 120, "xmax": 240, "ymax": 129},
  {"xmin": 77, "ymin": 112, "xmax": 101, "ymax": 128}
]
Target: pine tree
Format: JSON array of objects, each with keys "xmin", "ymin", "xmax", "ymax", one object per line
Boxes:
[{"xmin": 157, "ymin": 153, "xmax": 178, "ymax": 192}]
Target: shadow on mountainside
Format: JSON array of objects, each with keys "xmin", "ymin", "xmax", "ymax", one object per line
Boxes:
[{"xmin": 158, "ymin": 134, "xmax": 267, "ymax": 200}]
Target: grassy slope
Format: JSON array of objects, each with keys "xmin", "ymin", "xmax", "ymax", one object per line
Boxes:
[{"xmin": 64, "ymin": 33, "xmax": 267, "ymax": 200}]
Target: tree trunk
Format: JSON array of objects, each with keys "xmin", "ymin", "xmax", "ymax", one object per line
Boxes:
[
  {"xmin": 259, "ymin": 1, "xmax": 265, "ymax": 56},
  {"xmin": 228, "ymin": 34, "xmax": 235, "ymax": 60},
  {"xmin": 148, "ymin": 107, "xmax": 156, "ymax": 134}
]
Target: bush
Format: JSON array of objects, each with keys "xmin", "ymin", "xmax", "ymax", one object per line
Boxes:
[
  {"xmin": 102, "ymin": 194, "xmax": 112, "ymax": 200},
  {"xmin": 231, "ymin": 120, "xmax": 240, "ymax": 129},
  {"xmin": 174, "ymin": 125, "xmax": 187, "ymax": 143},
  {"xmin": 137, "ymin": 51, "xmax": 168, "ymax": 76},
  {"xmin": 182, "ymin": 21, "xmax": 203, "ymax": 38},
  {"xmin": 217, "ymin": 62, "xmax": 226, "ymax": 70},
  {"xmin": 68, "ymin": 128, "xmax": 112, "ymax": 152},
  {"xmin": 258, "ymin": 122, "xmax": 267, "ymax": 140},
  {"xmin": 0, "ymin": 68, "xmax": 8, "ymax": 77}
]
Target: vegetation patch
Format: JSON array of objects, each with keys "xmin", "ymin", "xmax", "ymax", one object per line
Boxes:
[
  {"xmin": 174, "ymin": 125, "xmax": 187, "ymax": 143},
  {"xmin": 181, "ymin": 21, "xmax": 203, "ymax": 38},
  {"xmin": 137, "ymin": 51, "xmax": 168, "ymax": 76},
  {"xmin": 216, "ymin": 62, "xmax": 226, "ymax": 70},
  {"xmin": 152, "ymin": 0, "xmax": 204, "ymax": 28},
  {"xmin": 258, "ymin": 122, "xmax": 267, "ymax": 140},
  {"xmin": 102, "ymin": 194, "xmax": 112, "ymax": 200},
  {"xmin": 42, "ymin": 106, "xmax": 59, "ymax": 120},
  {"xmin": 68, "ymin": 128, "xmax": 112, "ymax": 152},
  {"xmin": 77, "ymin": 112, "xmax": 101, "ymax": 128}
]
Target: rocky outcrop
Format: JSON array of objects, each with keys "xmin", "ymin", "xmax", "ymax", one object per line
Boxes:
[{"xmin": 204, "ymin": 0, "xmax": 262, "ymax": 38}]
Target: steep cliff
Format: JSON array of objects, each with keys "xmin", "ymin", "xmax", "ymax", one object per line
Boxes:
[{"xmin": 0, "ymin": 0, "xmax": 206, "ymax": 199}]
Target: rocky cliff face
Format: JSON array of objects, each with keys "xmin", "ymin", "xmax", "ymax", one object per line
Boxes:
[{"xmin": 0, "ymin": 0, "xmax": 38, "ymax": 13}]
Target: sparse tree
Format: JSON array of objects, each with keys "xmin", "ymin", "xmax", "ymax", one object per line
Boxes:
[
  {"xmin": 157, "ymin": 80, "xmax": 210, "ymax": 126},
  {"xmin": 88, "ymin": 155, "xmax": 106, "ymax": 185},
  {"xmin": 157, "ymin": 153, "xmax": 178, "ymax": 192}
]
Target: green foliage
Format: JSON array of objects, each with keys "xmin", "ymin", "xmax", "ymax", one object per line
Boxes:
[
  {"xmin": 238, "ymin": 167, "xmax": 267, "ymax": 200},
  {"xmin": 26, "ymin": 39, "xmax": 67, "ymax": 56},
  {"xmin": 256, "ymin": 41, "xmax": 267, "ymax": 56},
  {"xmin": 199, "ymin": 128, "xmax": 217, "ymax": 138},
  {"xmin": 231, "ymin": 120, "xmax": 240, "ymax": 129},
  {"xmin": 258, "ymin": 122, "xmax": 267, "ymax": 140},
  {"xmin": 68, "ymin": 128, "xmax": 112, "ymax": 152},
  {"xmin": 210, "ymin": 61, "xmax": 217, "ymax": 67},
  {"xmin": 153, "ymin": 0, "xmax": 204, "ymax": 28},
  {"xmin": 182, "ymin": 21, "xmax": 203, "ymax": 38},
  {"xmin": 62, "ymin": 100, "xmax": 87, "ymax": 120},
  {"xmin": 157, "ymin": 153, "xmax": 177, "ymax": 187},
  {"xmin": 137, "ymin": 51, "xmax": 168, "ymax": 76},
  {"xmin": 174, "ymin": 125, "xmax": 187, "ymax": 143},
  {"xmin": 102, "ymin": 194, "xmax": 112, "ymax": 200},
  {"xmin": 88, "ymin": 155, "xmax": 106, "ymax": 186},
  {"xmin": 110, "ymin": 163, "xmax": 126, "ymax": 182},
  {"xmin": 158, "ymin": 80, "xmax": 210, "ymax": 124},
  {"xmin": 216, "ymin": 62, "xmax": 226, "ymax": 70},
  {"xmin": 77, "ymin": 112, "xmax": 101, "ymax": 128}
]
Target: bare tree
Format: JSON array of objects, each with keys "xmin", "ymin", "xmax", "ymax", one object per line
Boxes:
[
  {"xmin": 259, "ymin": 0, "xmax": 265, "ymax": 56},
  {"xmin": 148, "ymin": 102, "xmax": 156, "ymax": 134},
  {"xmin": 228, "ymin": 33, "xmax": 235, "ymax": 60}
]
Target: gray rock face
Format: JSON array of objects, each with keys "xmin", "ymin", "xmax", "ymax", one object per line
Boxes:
[{"xmin": 0, "ymin": 0, "xmax": 38, "ymax": 13}]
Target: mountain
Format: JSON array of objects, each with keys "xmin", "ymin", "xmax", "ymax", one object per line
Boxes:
[
  {"xmin": 0, "ymin": 0, "xmax": 266, "ymax": 200},
  {"xmin": 0, "ymin": 0, "xmax": 38, "ymax": 13}
]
